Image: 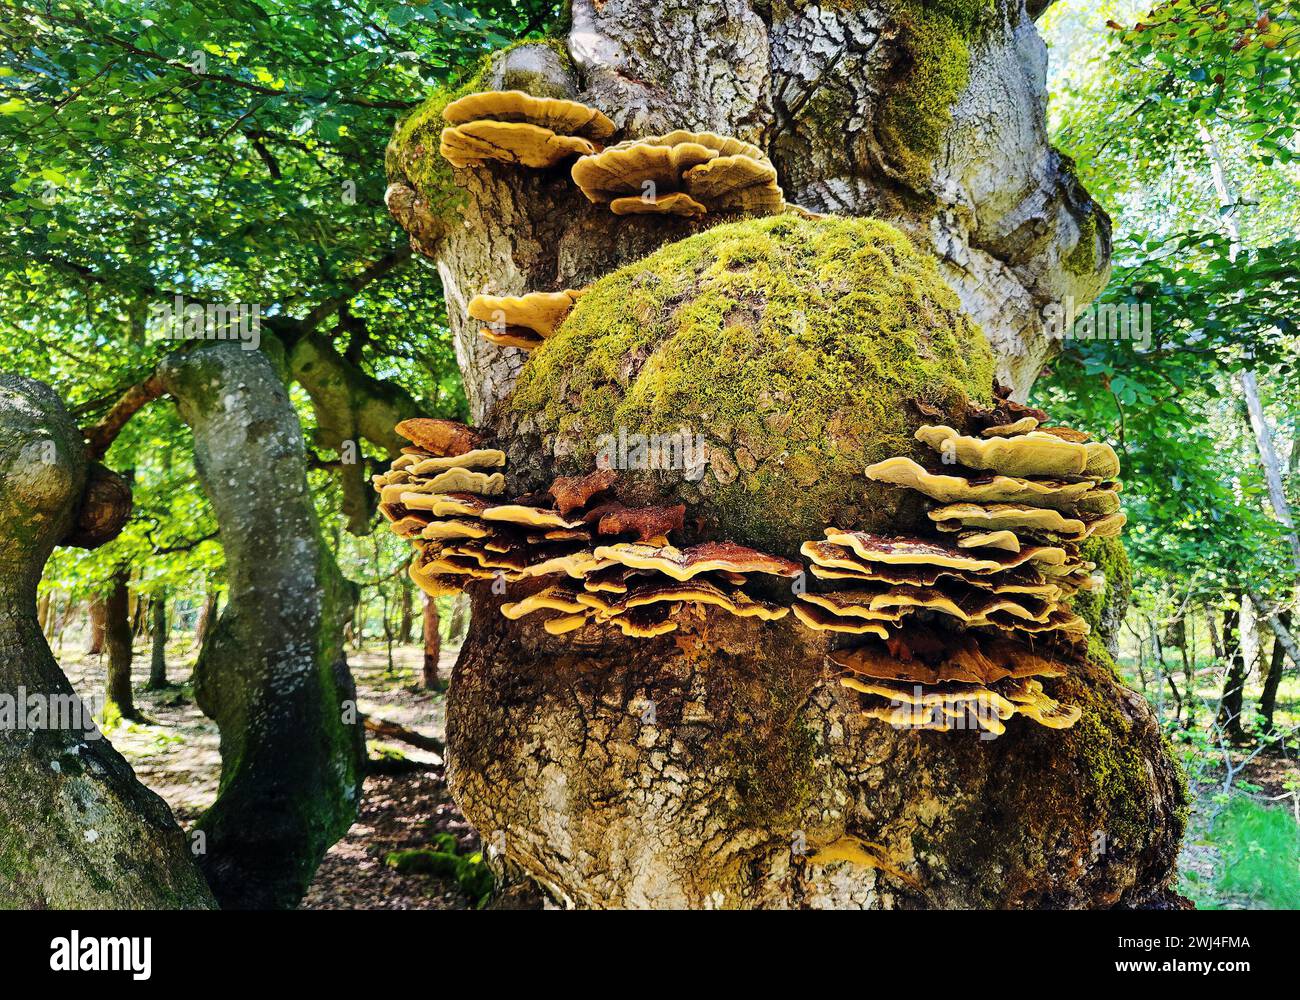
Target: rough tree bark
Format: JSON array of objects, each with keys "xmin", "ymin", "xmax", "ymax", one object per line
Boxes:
[
  {"xmin": 157, "ymin": 341, "xmax": 365, "ymax": 909},
  {"xmin": 148, "ymin": 593, "xmax": 168, "ymax": 690},
  {"xmin": 0, "ymin": 374, "xmax": 213, "ymax": 907},
  {"xmin": 103, "ymin": 567, "xmax": 137, "ymax": 720},
  {"xmin": 386, "ymin": 1, "xmax": 1185, "ymax": 908}
]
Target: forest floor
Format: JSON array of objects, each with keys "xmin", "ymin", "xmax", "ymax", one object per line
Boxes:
[
  {"xmin": 51, "ymin": 629, "xmax": 1299, "ymax": 910},
  {"xmin": 57, "ymin": 631, "xmax": 504, "ymax": 910}
]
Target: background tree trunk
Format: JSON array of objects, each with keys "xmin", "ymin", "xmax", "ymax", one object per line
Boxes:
[
  {"xmin": 422, "ymin": 596, "xmax": 441, "ymax": 691},
  {"xmin": 447, "ymin": 593, "xmax": 469, "ymax": 647},
  {"xmin": 85, "ymin": 597, "xmax": 106, "ymax": 655},
  {"xmin": 0, "ymin": 374, "xmax": 213, "ymax": 908},
  {"xmin": 390, "ymin": 2, "xmax": 1185, "ymax": 909},
  {"xmin": 1259, "ymin": 610, "xmax": 1290, "ymax": 731},
  {"xmin": 158, "ymin": 341, "xmax": 365, "ymax": 910},
  {"xmin": 1218, "ymin": 599, "xmax": 1247, "ymax": 741},
  {"xmin": 148, "ymin": 592, "xmax": 168, "ymax": 690},
  {"xmin": 104, "ymin": 568, "xmax": 136, "ymax": 720},
  {"xmin": 398, "ymin": 577, "xmax": 415, "ymax": 645},
  {"xmin": 194, "ymin": 588, "xmax": 218, "ymax": 647}
]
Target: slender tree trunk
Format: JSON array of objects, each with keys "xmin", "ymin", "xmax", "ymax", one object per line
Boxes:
[
  {"xmin": 158, "ymin": 341, "xmax": 364, "ymax": 910},
  {"xmin": 46, "ymin": 594, "xmax": 66, "ymax": 644},
  {"xmin": 0, "ymin": 374, "xmax": 213, "ymax": 908},
  {"xmin": 147, "ymin": 593, "xmax": 168, "ymax": 690},
  {"xmin": 36, "ymin": 591, "xmax": 50, "ymax": 633},
  {"xmin": 104, "ymin": 568, "xmax": 137, "ymax": 720},
  {"xmin": 398, "ymin": 577, "xmax": 415, "ymax": 645},
  {"xmin": 194, "ymin": 588, "xmax": 218, "ymax": 646},
  {"xmin": 422, "ymin": 596, "xmax": 441, "ymax": 691},
  {"xmin": 1260, "ymin": 610, "xmax": 1291, "ymax": 731},
  {"xmin": 131, "ymin": 590, "xmax": 148, "ymax": 638},
  {"xmin": 1218, "ymin": 600, "xmax": 1248, "ymax": 741},
  {"xmin": 85, "ymin": 597, "xmax": 106, "ymax": 655}
]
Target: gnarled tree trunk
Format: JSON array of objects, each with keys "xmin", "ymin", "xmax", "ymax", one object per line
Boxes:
[
  {"xmin": 386, "ymin": 0, "xmax": 1185, "ymax": 908},
  {"xmin": 157, "ymin": 342, "xmax": 365, "ymax": 909},
  {"xmin": 0, "ymin": 374, "xmax": 213, "ymax": 908}
]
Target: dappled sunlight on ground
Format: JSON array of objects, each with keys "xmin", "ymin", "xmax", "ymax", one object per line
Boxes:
[{"xmin": 55, "ymin": 629, "xmax": 490, "ymax": 909}]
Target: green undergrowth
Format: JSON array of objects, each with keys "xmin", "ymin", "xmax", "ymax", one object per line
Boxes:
[
  {"xmin": 385, "ymin": 833, "xmax": 495, "ymax": 906},
  {"xmin": 1183, "ymin": 796, "xmax": 1300, "ymax": 910}
]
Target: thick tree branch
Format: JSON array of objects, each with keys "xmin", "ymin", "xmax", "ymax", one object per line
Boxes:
[{"xmin": 83, "ymin": 372, "xmax": 164, "ymax": 461}]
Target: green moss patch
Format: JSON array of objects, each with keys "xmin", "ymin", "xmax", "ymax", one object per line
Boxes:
[
  {"xmin": 507, "ymin": 213, "xmax": 994, "ymax": 555},
  {"xmin": 875, "ymin": 0, "xmax": 1000, "ymax": 189},
  {"xmin": 1064, "ymin": 211, "xmax": 1100, "ymax": 277}
]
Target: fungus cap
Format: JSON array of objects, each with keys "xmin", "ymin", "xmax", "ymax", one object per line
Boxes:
[
  {"xmin": 468, "ymin": 290, "xmax": 585, "ymax": 338},
  {"xmin": 442, "ymin": 90, "xmax": 616, "ymax": 139}
]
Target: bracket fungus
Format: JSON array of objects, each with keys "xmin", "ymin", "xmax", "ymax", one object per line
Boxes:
[
  {"xmin": 468, "ymin": 289, "xmax": 586, "ymax": 351},
  {"xmin": 795, "ymin": 402, "xmax": 1128, "ymax": 736},
  {"xmin": 571, "ymin": 130, "xmax": 785, "ymax": 216},
  {"xmin": 378, "ymin": 442, "xmax": 803, "ymax": 638},
  {"xmin": 439, "ymin": 91, "xmax": 615, "ymax": 169}
]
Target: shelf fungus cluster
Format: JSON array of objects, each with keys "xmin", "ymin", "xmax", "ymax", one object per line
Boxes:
[
  {"xmin": 467, "ymin": 289, "xmax": 585, "ymax": 351},
  {"xmin": 376, "ymin": 435, "xmax": 801, "ymax": 637},
  {"xmin": 796, "ymin": 401, "xmax": 1125, "ymax": 736},
  {"xmin": 571, "ymin": 130, "xmax": 785, "ymax": 217},
  {"xmin": 439, "ymin": 91, "xmax": 615, "ymax": 169}
]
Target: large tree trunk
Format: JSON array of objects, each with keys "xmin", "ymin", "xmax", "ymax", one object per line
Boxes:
[
  {"xmin": 103, "ymin": 568, "xmax": 137, "ymax": 720},
  {"xmin": 452, "ymin": 591, "xmax": 1184, "ymax": 908},
  {"xmin": 147, "ymin": 593, "xmax": 168, "ymax": 690},
  {"xmin": 0, "ymin": 374, "xmax": 213, "ymax": 908},
  {"xmin": 157, "ymin": 342, "xmax": 365, "ymax": 909},
  {"xmin": 389, "ymin": 1, "xmax": 1185, "ymax": 908}
]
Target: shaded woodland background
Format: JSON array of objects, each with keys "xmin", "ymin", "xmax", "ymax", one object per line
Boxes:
[{"xmin": 1, "ymin": 0, "xmax": 1297, "ymax": 907}]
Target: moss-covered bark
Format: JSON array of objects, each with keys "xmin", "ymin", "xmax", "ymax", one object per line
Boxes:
[
  {"xmin": 0, "ymin": 374, "xmax": 214, "ymax": 908},
  {"xmin": 508, "ymin": 215, "xmax": 994, "ymax": 555},
  {"xmin": 158, "ymin": 343, "xmax": 365, "ymax": 909}
]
